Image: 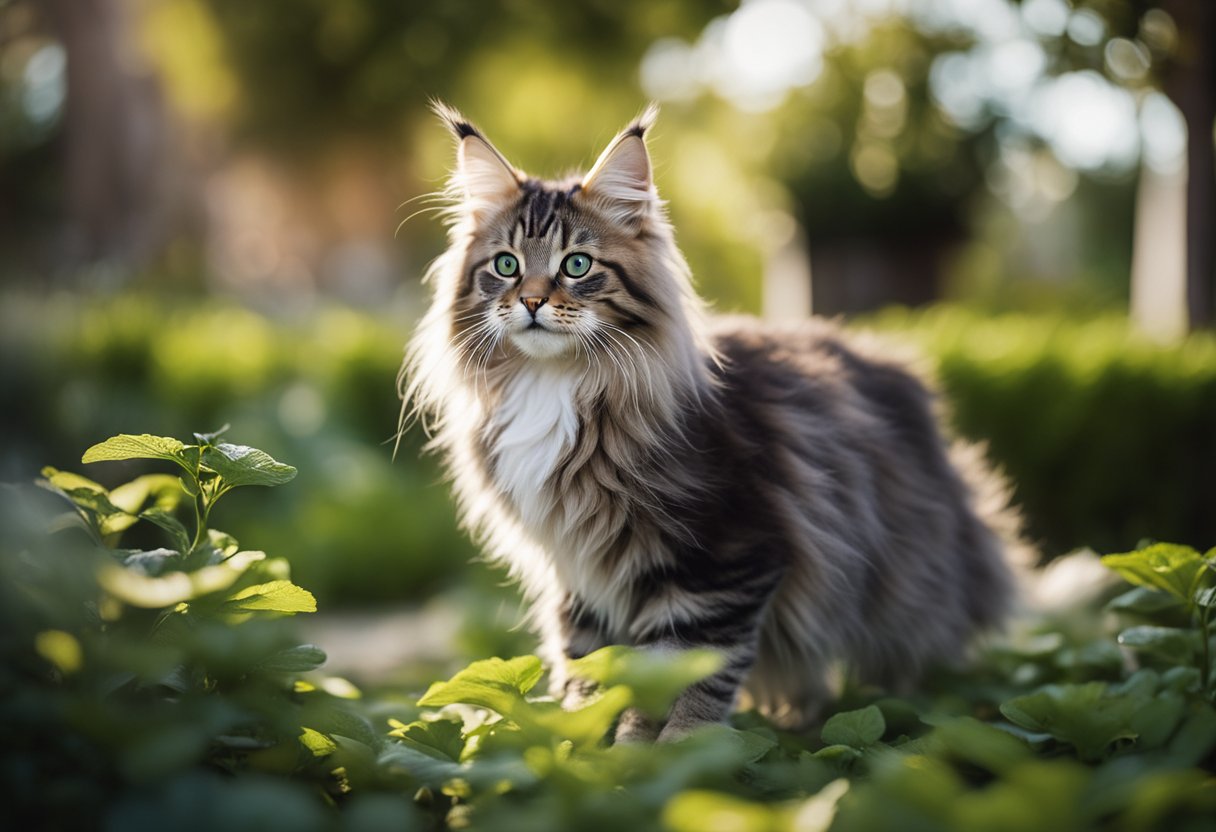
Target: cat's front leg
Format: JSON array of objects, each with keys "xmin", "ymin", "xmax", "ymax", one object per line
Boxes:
[
  {"xmin": 542, "ymin": 591, "xmax": 610, "ymax": 709},
  {"xmin": 619, "ymin": 570, "xmax": 780, "ymax": 743},
  {"xmin": 616, "ymin": 636, "xmax": 759, "ymax": 743}
]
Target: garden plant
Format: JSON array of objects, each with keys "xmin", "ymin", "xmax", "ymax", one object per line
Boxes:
[{"xmin": 2, "ymin": 429, "xmax": 1214, "ymax": 831}]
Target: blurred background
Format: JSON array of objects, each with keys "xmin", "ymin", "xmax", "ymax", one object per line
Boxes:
[{"xmin": 1, "ymin": 0, "xmax": 1213, "ymax": 651}]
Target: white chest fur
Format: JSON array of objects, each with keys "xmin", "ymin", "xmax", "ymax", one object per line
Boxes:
[{"xmin": 490, "ymin": 367, "xmax": 581, "ymax": 528}]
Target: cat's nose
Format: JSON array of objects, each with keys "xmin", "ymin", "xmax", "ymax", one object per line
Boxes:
[{"xmin": 521, "ymin": 296, "xmax": 548, "ymax": 316}]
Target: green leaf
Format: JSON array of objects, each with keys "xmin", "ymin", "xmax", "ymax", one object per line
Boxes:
[
  {"xmin": 1117, "ymin": 626, "xmax": 1197, "ymax": 664},
  {"xmin": 1193, "ymin": 586, "xmax": 1216, "ymax": 609},
  {"xmin": 417, "ymin": 656, "xmax": 544, "ymax": 717},
  {"xmin": 821, "ymin": 705, "xmax": 886, "ymax": 749},
  {"xmin": 118, "ymin": 547, "xmax": 182, "ymax": 577},
  {"xmin": 528, "ymin": 685, "xmax": 633, "ymax": 747},
  {"xmin": 568, "ymin": 645, "xmax": 723, "ymax": 719},
  {"xmin": 661, "ymin": 790, "xmax": 777, "ymax": 832},
  {"xmin": 109, "ymin": 474, "xmax": 185, "ymax": 515},
  {"xmin": 99, "ymin": 549, "xmax": 265, "ymax": 608},
  {"xmin": 299, "ymin": 727, "xmax": 337, "ymax": 757},
  {"xmin": 933, "ymin": 717, "xmax": 1032, "ymax": 773},
  {"xmin": 390, "ymin": 718, "xmax": 466, "ymax": 763},
  {"xmin": 201, "ymin": 443, "xmax": 297, "ymax": 488},
  {"xmin": 257, "ymin": 644, "xmax": 327, "ymax": 673},
  {"xmin": 1163, "ymin": 704, "xmax": 1216, "ymax": 767},
  {"xmin": 1000, "ymin": 683, "xmax": 1142, "ymax": 762},
  {"xmin": 82, "ymin": 434, "xmax": 192, "ymax": 470},
  {"xmin": 140, "ymin": 508, "xmax": 191, "ymax": 554},
  {"xmin": 38, "ymin": 467, "xmax": 137, "ymax": 536},
  {"xmin": 193, "ymin": 424, "xmax": 231, "ymax": 445},
  {"xmin": 225, "ymin": 580, "xmax": 316, "ymax": 614},
  {"xmin": 1107, "ymin": 586, "xmax": 1185, "ymax": 617},
  {"xmin": 1128, "ymin": 692, "xmax": 1186, "ymax": 751},
  {"xmin": 1101, "ymin": 544, "xmax": 1207, "ymax": 603}
]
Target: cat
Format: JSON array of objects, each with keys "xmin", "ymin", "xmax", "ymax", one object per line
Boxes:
[{"xmin": 401, "ymin": 102, "xmax": 1024, "ymax": 742}]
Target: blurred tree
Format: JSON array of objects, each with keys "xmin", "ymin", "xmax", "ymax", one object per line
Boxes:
[
  {"xmin": 1157, "ymin": 0, "xmax": 1215, "ymax": 329},
  {"xmin": 770, "ymin": 19, "xmax": 989, "ymax": 314},
  {"xmin": 1047, "ymin": 0, "xmax": 1214, "ymax": 328}
]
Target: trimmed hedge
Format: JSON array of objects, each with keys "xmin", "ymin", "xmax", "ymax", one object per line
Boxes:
[
  {"xmin": 867, "ymin": 306, "xmax": 1216, "ymax": 557},
  {"xmin": 2, "ymin": 294, "xmax": 1212, "ymax": 604}
]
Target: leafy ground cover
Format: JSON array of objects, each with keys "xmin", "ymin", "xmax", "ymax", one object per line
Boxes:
[{"xmin": 2, "ymin": 431, "xmax": 1215, "ymax": 831}]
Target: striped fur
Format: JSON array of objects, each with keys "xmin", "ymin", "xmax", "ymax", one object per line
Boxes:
[{"xmin": 402, "ymin": 104, "xmax": 1025, "ymax": 741}]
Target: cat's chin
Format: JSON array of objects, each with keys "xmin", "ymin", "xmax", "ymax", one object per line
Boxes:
[{"xmin": 509, "ymin": 327, "xmax": 575, "ymax": 360}]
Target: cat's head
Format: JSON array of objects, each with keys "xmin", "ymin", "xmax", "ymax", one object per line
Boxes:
[{"xmin": 429, "ymin": 102, "xmax": 697, "ymax": 365}]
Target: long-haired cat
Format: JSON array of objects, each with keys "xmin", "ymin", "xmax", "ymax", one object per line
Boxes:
[{"xmin": 402, "ymin": 103, "xmax": 1023, "ymax": 741}]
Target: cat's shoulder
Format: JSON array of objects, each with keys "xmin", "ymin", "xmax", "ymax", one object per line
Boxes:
[{"xmin": 708, "ymin": 314, "xmax": 918, "ymax": 367}]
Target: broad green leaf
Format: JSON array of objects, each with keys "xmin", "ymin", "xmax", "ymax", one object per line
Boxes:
[
  {"xmin": 1119, "ymin": 769, "xmax": 1216, "ymax": 832},
  {"xmin": 299, "ymin": 727, "xmax": 337, "ymax": 757},
  {"xmin": 378, "ymin": 741, "xmax": 462, "ymax": 786},
  {"xmin": 821, "ymin": 705, "xmax": 886, "ymax": 749},
  {"xmin": 378, "ymin": 735, "xmax": 535, "ymax": 792},
  {"xmin": 1106, "ymin": 586, "xmax": 1185, "ymax": 617},
  {"xmin": 933, "ymin": 717, "xmax": 1031, "ymax": 773},
  {"xmin": 206, "ymin": 528, "xmax": 241, "ymax": 561},
  {"xmin": 568, "ymin": 645, "xmax": 723, "ymax": 719},
  {"xmin": 417, "ymin": 656, "xmax": 544, "ymax": 717},
  {"xmin": 257, "ymin": 644, "xmax": 327, "ymax": 673},
  {"xmin": 1164, "ymin": 704, "xmax": 1216, "ymax": 767},
  {"xmin": 109, "ymin": 474, "xmax": 184, "ymax": 515},
  {"xmin": 140, "ymin": 508, "xmax": 191, "ymax": 554},
  {"xmin": 118, "ymin": 547, "xmax": 181, "ymax": 577},
  {"xmin": 1128, "ymin": 692, "xmax": 1186, "ymax": 751},
  {"xmin": 788, "ymin": 779, "xmax": 850, "ymax": 832},
  {"xmin": 34, "ymin": 630, "xmax": 83, "ymax": 674},
  {"xmin": 98, "ymin": 549, "xmax": 266, "ymax": 608},
  {"xmin": 661, "ymin": 790, "xmax": 776, "ymax": 832},
  {"xmin": 1117, "ymin": 626, "xmax": 1197, "ymax": 664},
  {"xmin": 193, "ymin": 424, "xmax": 231, "ymax": 445},
  {"xmin": 39, "ymin": 467, "xmax": 137, "ymax": 536},
  {"xmin": 1101, "ymin": 544, "xmax": 1207, "ymax": 603},
  {"xmin": 82, "ymin": 433, "xmax": 192, "ymax": 470},
  {"xmin": 390, "ymin": 718, "xmax": 465, "ymax": 762},
  {"xmin": 225, "ymin": 580, "xmax": 316, "ymax": 614},
  {"xmin": 1000, "ymin": 683, "xmax": 1142, "ymax": 762},
  {"xmin": 527, "ymin": 685, "xmax": 633, "ymax": 746},
  {"xmin": 201, "ymin": 443, "xmax": 297, "ymax": 488},
  {"xmin": 1193, "ymin": 586, "xmax": 1216, "ymax": 609},
  {"xmin": 812, "ymin": 744, "xmax": 862, "ymax": 764}
]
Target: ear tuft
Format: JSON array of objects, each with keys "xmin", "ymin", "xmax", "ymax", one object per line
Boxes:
[
  {"xmin": 432, "ymin": 100, "xmax": 521, "ymax": 208},
  {"xmin": 430, "ymin": 99, "xmax": 482, "ymax": 142},
  {"xmin": 623, "ymin": 102, "xmax": 659, "ymax": 139}
]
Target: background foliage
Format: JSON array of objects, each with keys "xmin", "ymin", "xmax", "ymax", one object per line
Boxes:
[{"xmin": 1, "ymin": 0, "xmax": 1214, "ymax": 826}]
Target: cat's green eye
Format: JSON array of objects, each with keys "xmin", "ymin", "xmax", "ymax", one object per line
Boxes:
[
  {"xmin": 493, "ymin": 253, "xmax": 520, "ymax": 278},
  {"xmin": 562, "ymin": 253, "xmax": 593, "ymax": 278}
]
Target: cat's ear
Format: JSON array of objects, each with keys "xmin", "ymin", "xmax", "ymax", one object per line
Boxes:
[
  {"xmin": 580, "ymin": 104, "xmax": 659, "ymax": 228},
  {"xmin": 432, "ymin": 100, "xmax": 520, "ymax": 207}
]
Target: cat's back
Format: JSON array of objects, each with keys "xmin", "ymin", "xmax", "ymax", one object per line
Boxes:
[
  {"xmin": 706, "ymin": 315, "xmax": 942, "ymax": 456},
  {"xmin": 704, "ymin": 314, "xmax": 1017, "ymax": 665}
]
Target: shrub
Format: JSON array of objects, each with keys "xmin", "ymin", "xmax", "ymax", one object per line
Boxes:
[{"xmin": 868, "ymin": 306, "xmax": 1216, "ymax": 555}]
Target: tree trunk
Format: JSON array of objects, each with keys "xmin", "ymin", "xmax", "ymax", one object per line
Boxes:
[
  {"xmin": 1163, "ymin": 0, "xmax": 1216, "ymax": 330},
  {"xmin": 44, "ymin": 0, "xmax": 170, "ymax": 274}
]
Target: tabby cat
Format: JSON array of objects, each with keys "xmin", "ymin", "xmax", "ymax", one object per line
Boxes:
[{"xmin": 402, "ymin": 103, "xmax": 1023, "ymax": 741}]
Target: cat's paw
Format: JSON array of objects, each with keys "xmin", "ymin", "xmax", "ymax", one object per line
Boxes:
[{"xmin": 613, "ymin": 707, "xmax": 660, "ymax": 744}]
